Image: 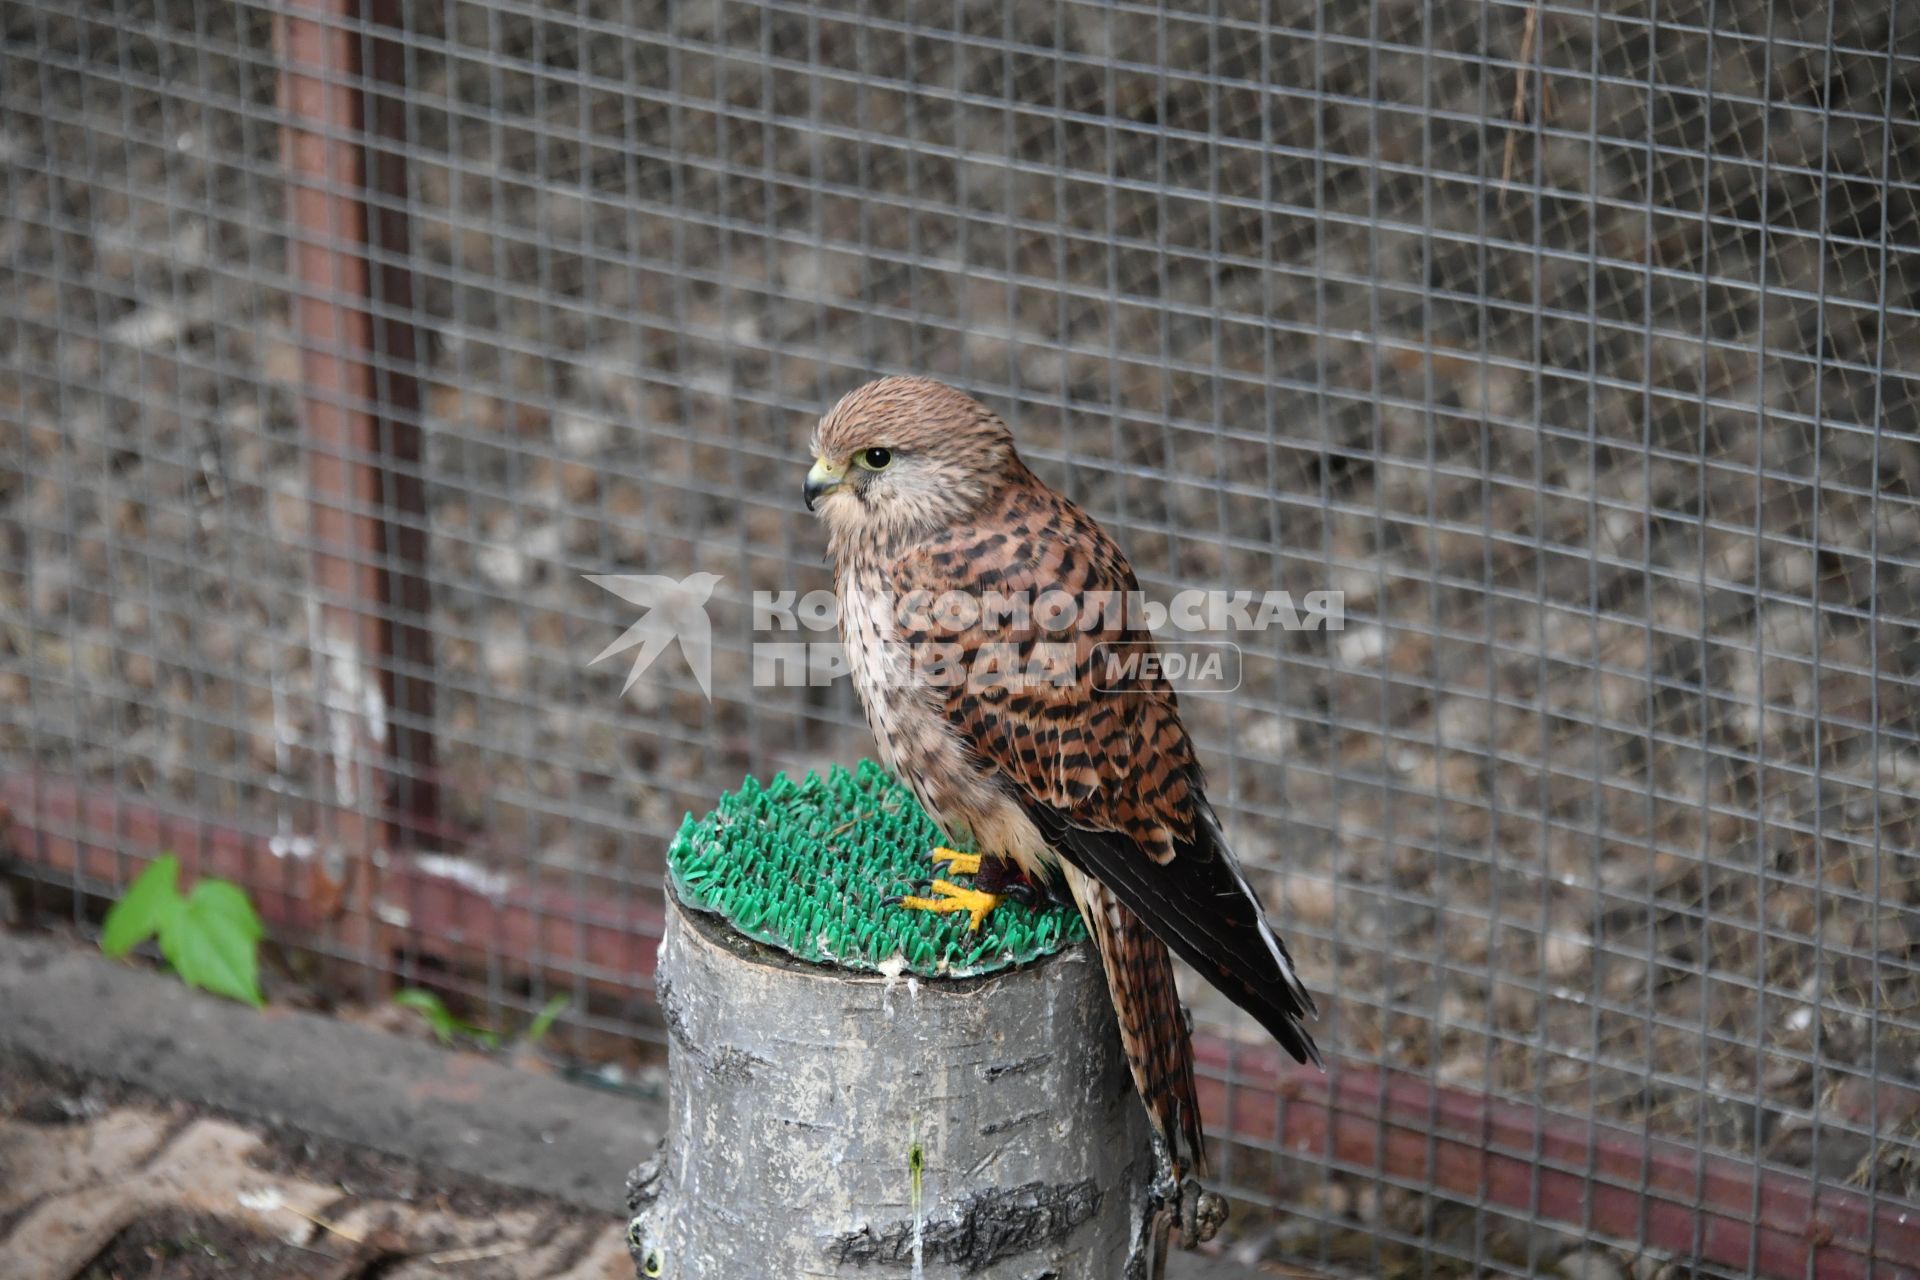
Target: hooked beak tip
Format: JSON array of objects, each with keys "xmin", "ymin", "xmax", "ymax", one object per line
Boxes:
[{"xmin": 804, "ymin": 460, "xmax": 841, "ymax": 513}]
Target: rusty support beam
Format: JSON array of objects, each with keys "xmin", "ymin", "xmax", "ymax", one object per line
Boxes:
[
  {"xmin": 3, "ymin": 771, "xmax": 1914, "ymax": 1280},
  {"xmin": 361, "ymin": 0, "xmax": 438, "ymax": 842},
  {"xmin": 275, "ymin": 0, "xmax": 438, "ymax": 952}
]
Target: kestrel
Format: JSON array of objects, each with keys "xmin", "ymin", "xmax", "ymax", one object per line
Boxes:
[{"xmin": 804, "ymin": 377, "xmax": 1320, "ymax": 1197}]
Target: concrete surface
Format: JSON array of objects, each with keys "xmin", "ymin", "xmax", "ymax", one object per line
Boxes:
[{"xmin": 0, "ymin": 932, "xmax": 655, "ymax": 1209}]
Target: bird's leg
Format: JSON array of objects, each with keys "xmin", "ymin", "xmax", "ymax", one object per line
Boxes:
[
  {"xmin": 970, "ymin": 852, "xmax": 1044, "ymax": 909},
  {"xmin": 903, "ymin": 849, "xmax": 1040, "ymax": 929},
  {"xmin": 899, "ymin": 878, "xmax": 1000, "ymax": 931},
  {"xmin": 944, "ymin": 849, "xmax": 1058, "ymax": 910},
  {"xmin": 979, "ymin": 856, "xmax": 1077, "ymax": 911},
  {"xmin": 928, "ymin": 846, "xmax": 981, "ymax": 876},
  {"xmin": 903, "ymin": 851, "xmax": 1061, "ymax": 929}
]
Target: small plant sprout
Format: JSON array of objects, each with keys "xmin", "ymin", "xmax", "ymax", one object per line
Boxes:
[
  {"xmin": 392, "ymin": 988, "xmax": 571, "ymax": 1050},
  {"xmin": 524, "ymin": 993, "xmax": 571, "ymax": 1046},
  {"xmin": 392, "ymin": 989, "xmax": 501, "ymax": 1047},
  {"xmin": 99, "ymin": 855, "xmax": 266, "ymax": 1007}
]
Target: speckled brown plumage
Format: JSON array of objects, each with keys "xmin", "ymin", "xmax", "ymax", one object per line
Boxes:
[{"xmin": 807, "ymin": 376, "xmax": 1319, "ymax": 1178}]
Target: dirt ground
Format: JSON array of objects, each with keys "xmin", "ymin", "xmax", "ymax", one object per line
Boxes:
[
  {"xmin": 0, "ymin": 1053, "xmax": 630, "ymax": 1280},
  {"xmin": 75, "ymin": 1211, "xmax": 315, "ymax": 1280},
  {"xmin": 3, "ymin": 0, "xmax": 1918, "ymax": 1261}
]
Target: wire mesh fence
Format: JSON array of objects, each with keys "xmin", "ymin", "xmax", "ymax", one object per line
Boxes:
[{"xmin": 3, "ymin": 0, "xmax": 1918, "ymax": 1275}]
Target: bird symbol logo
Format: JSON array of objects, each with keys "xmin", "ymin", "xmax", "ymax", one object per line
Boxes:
[{"xmin": 586, "ymin": 572, "xmax": 724, "ymax": 700}]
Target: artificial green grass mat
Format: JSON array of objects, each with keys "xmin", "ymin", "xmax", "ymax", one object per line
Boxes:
[{"xmin": 666, "ymin": 760, "xmax": 1087, "ymax": 978}]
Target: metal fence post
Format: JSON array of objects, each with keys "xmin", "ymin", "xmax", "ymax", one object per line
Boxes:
[{"xmin": 275, "ymin": 0, "xmax": 436, "ymax": 956}]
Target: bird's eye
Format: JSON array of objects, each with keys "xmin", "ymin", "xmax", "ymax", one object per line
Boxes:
[{"xmin": 855, "ymin": 447, "xmax": 892, "ymax": 471}]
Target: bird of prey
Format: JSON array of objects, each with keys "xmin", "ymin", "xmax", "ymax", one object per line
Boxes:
[{"xmin": 803, "ymin": 376, "xmax": 1320, "ymax": 1191}]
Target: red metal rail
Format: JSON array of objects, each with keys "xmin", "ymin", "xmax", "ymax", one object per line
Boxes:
[
  {"xmin": 1194, "ymin": 1039, "xmax": 1918, "ymax": 1280},
  {"xmin": 5, "ymin": 771, "xmax": 1915, "ymax": 1278},
  {"xmin": 0, "ymin": 773, "xmax": 655, "ymax": 996}
]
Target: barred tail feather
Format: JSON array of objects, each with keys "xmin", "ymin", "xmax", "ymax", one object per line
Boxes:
[{"xmin": 1062, "ymin": 864, "xmax": 1208, "ymax": 1179}]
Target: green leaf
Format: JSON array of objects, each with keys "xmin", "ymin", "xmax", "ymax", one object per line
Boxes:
[
  {"xmin": 158, "ymin": 878, "xmax": 265, "ymax": 1007},
  {"xmin": 524, "ymin": 994, "xmax": 570, "ymax": 1046},
  {"xmin": 101, "ymin": 856, "xmax": 183, "ymax": 957},
  {"xmin": 394, "ymin": 988, "xmax": 464, "ymax": 1044},
  {"xmin": 392, "ymin": 988, "xmax": 445, "ymax": 1014},
  {"xmin": 186, "ymin": 878, "xmax": 265, "ymax": 942}
]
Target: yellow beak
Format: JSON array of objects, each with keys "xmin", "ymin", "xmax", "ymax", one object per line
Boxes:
[{"xmin": 803, "ymin": 458, "xmax": 845, "ymax": 511}]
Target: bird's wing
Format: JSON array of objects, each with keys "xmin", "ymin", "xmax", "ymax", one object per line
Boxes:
[{"xmin": 887, "ymin": 482, "xmax": 1322, "ymax": 1069}]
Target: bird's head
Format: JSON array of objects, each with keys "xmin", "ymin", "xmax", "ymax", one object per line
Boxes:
[{"xmin": 804, "ymin": 376, "xmax": 1019, "ymax": 544}]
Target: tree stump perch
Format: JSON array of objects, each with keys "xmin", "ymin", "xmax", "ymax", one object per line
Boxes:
[{"xmin": 626, "ymin": 887, "xmax": 1174, "ymax": 1279}]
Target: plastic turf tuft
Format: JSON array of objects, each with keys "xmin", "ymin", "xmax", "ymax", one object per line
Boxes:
[{"xmin": 667, "ymin": 761, "xmax": 1087, "ymax": 978}]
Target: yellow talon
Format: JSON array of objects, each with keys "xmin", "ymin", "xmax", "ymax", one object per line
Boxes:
[
  {"xmin": 930, "ymin": 847, "xmax": 981, "ymax": 876},
  {"xmin": 900, "ymin": 879, "xmax": 1002, "ymax": 932}
]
